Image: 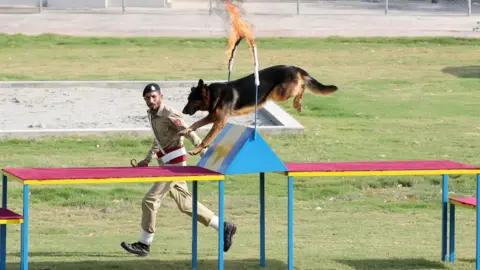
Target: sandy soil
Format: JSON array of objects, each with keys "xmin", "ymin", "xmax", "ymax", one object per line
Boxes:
[{"xmin": 0, "ymin": 86, "xmax": 274, "ymax": 131}]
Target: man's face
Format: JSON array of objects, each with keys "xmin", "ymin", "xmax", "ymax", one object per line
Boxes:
[{"xmin": 144, "ymin": 91, "xmax": 162, "ymax": 110}]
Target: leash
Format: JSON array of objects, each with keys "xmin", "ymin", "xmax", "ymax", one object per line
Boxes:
[{"xmin": 130, "ymin": 159, "xmax": 138, "ymax": 167}]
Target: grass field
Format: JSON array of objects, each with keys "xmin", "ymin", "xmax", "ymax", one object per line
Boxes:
[{"xmin": 1, "ymin": 34, "xmax": 480, "ymax": 270}]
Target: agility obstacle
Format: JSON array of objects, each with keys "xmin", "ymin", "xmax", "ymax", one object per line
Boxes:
[
  {"xmin": 448, "ymin": 196, "xmax": 480, "ymax": 266},
  {"xmin": 2, "ymin": 123, "xmax": 480, "ymax": 270},
  {"xmin": 0, "ymin": 208, "xmax": 23, "ymax": 270},
  {"xmin": 0, "ymin": 166, "xmax": 225, "ymax": 270}
]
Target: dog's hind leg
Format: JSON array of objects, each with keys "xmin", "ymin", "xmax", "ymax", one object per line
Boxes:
[
  {"xmin": 270, "ymin": 73, "xmax": 307, "ymax": 113},
  {"xmin": 290, "ymin": 73, "xmax": 307, "ymax": 113},
  {"xmin": 293, "ymin": 84, "xmax": 306, "ymax": 113}
]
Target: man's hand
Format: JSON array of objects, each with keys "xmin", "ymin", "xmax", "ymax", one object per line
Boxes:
[
  {"xmin": 188, "ymin": 144, "xmax": 206, "ymax": 156},
  {"xmin": 178, "ymin": 128, "xmax": 192, "ymax": 137},
  {"xmin": 136, "ymin": 159, "xmax": 150, "ymax": 167}
]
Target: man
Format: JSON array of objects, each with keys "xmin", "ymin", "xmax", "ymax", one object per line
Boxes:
[{"xmin": 121, "ymin": 83, "xmax": 237, "ymax": 257}]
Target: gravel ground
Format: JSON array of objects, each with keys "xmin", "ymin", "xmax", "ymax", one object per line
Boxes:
[{"xmin": 0, "ymin": 86, "xmax": 275, "ymax": 131}]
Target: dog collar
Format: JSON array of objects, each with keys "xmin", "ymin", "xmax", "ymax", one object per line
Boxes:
[{"xmin": 206, "ymin": 89, "xmax": 213, "ymax": 111}]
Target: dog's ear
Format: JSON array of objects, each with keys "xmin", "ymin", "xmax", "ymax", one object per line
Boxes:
[{"xmin": 198, "ymin": 79, "xmax": 204, "ymax": 88}]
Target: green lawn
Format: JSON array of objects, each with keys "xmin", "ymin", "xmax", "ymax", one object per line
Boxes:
[{"xmin": 1, "ymin": 34, "xmax": 480, "ymax": 269}]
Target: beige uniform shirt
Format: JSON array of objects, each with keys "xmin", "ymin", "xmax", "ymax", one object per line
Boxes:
[{"xmin": 144, "ymin": 103, "xmax": 202, "ymax": 162}]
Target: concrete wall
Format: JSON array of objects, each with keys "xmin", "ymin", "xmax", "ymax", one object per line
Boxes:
[
  {"xmin": 0, "ymin": 0, "xmax": 169, "ymax": 8},
  {"xmin": 108, "ymin": 0, "xmax": 167, "ymax": 8},
  {"xmin": 47, "ymin": 0, "xmax": 106, "ymax": 8},
  {"xmin": 0, "ymin": 0, "xmax": 39, "ymax": 6}
]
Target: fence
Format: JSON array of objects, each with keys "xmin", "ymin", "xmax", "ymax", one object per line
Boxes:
[{"xmin": 0, "ymin": 0, "xmax": 477, "ymax": 16}]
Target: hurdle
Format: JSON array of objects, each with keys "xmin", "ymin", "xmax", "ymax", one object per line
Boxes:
[
  {"xmin": 195, "ymin": 123, "xmax": 289, "ymax": 268},
  {"xmin": 192, "ymin": 121, "xmax": 480, "ymax": 270},
  {"xmin": 1, "ymin": 174, "xmax": 24, "ymax": 270},
  {"xmin": 0, "ymin": 166, "xmax": 225, "ymax": 270},
  {"xmin": 448, "ymin": 192, "xmax": 480, "ymax": 270},
  {"xmin": 2, "ymin": 123, "xmax": 480, "ymax": 269},
  {"xmin": 281, "ymin": 161, "xmax": 480, "ymax": 269}
]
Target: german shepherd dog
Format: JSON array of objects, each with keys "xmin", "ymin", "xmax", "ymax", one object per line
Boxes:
[{"xmin": 179, "ymin": 64, "xmax": 338, "ymax": 155}]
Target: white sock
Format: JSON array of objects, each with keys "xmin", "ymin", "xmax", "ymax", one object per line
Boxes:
[
  {"xmin": 139, "ymin": 229, "xmax": 155, "ymax": 245},
  {"xmin": 209, "ymin": 216, "xmax": 219, "ymax": 231}
]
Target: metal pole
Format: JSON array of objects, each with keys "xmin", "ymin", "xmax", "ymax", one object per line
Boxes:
[
  {"xmin": 192, "ymin": 181, "xmax": 198, "ymax": 269},
  {"xmin": 385, "ymin": 0, "xmax": 388, "ymax": 15},
  {"xmin": 122, "ymin": 0, "xmax": 125, "ymax": 14},
  {"xmin": 287, "ymin": 176, "xmax": 294, "ymax": 270},
  {"xmin": 476, "ymin": 174, "xmax": 480, "ymax": 270},
  {"xmin": 441, "ymin": 174, "xmax": 448, "ymax": 262},
  {"xmin": 253, "ymin": 44, "xmax": 259, "ymax": 140},
  {"xmin": 0, "ymin": 176, "xmax": 7, "ymax": 270},
  {"xmin": 20, "ymin": 184, "xmax": 29, "ymax": 270},
  {"xmin": 259, "ymin": 172, "xmax": 265, "ymax": 267},
  {"xmin": 209, "ymin": 0, "xmax": 213, "ymax": 15},
  {"xmin": 218, "ymin": 180, "xmax": 224, "ymax": 270},
  {"xmin": 296, "ymin": 0, "xmax": 300, "ymax": 15},
  {"xmin": 468, "ymin": 0, "xmax": 472, "ymax": 16},
  {"xmin": 449, "ymin": 203, "xmax": 456, "ymax": 262},
  {"xmin": 38, "ymin": 0, "xmax": 42, "ymax": 13}
]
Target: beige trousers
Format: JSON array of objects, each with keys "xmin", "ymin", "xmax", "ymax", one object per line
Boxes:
[{"xmin": 141, "ymin": 160, "xmax": 216, "ymax": 234}]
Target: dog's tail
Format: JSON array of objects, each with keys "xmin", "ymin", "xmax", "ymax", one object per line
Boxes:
[{"xmin": 297, "ymin": 67, "xmax": 338, "ymax": 95}]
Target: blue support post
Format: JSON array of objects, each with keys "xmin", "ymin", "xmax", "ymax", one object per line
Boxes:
[
  {"xmin": 192, "ymin": 181, "xmax": 198, "ymax": 270},
  {"xmin": 476, "ymin": 174, "xmax": 480, "ymax": 270},
  {"xmin": 1, "ymin": 176, "xmax": 6, "ymax": 208},
  {"xmin": 441, "ymin": 174, "xmax": 448, "ymax": 262},
  {"xmin": 288, "ymin": 176, "xmax": 294, "ymax": 270},
  {"xmin": 0, "ymin": 175, "xmax": 7, "ymax": 270},
  {"xmin": 218, "ymin": 180, "xmax": 224, "ymax": 270},
  {"xmin": 20, "ymin": 184, "xmax": 29, "ymax": 270},
  {"xmin": 449, "ymin": 203, "xmax": 455, "ymax": 263},
  {"xmin": 260, "ymin": 172, "xmax": 265, "ymax": 267}
]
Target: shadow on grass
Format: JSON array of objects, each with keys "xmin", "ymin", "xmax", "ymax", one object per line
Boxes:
[
  {"xmin": 458, "ymin": 258, "xmax": 475, "ymax": 263},
  {"xmin": 9, "ymin": 251, "xmax": 140, "ymax": 258},
  {"xmin": 5, "ymin": 258, "xmax": 287, "ymax": 270},
  {"xmin": 441, "ymin": 66, "xmax": 480, "ymax": 78},
  {"xmin": 336, "ymin": 258, "xmax": 447, "ymax": 270}
]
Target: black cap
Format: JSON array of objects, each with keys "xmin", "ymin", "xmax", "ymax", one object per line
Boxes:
[{"xmin": 143, "ymin": 83, "xmax": 162, "ymax": 96}]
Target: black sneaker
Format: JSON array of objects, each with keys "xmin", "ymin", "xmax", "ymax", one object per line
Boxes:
[
  {"xmin": 120, "ymin": 241, "xmax": 150, "ymax": 257},
  {"xmin": 224, "ymin": 221, "xmax": 237, "ymax": 252}
]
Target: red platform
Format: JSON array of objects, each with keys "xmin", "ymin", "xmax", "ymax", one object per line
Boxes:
[
  {"xmin": 449, "ymin": 197, "xmax": 477, "ymax": 208},
  {"xmin": 0, "ymin": 208, "xmax": 24, "ymax": 224},
  {"xmin": 1, "ymin": 166, "xmax": 224, "ymax": 185},
  {"xmin": 285, "ymin": 160, "xmax": 478, "ymax": 172}
]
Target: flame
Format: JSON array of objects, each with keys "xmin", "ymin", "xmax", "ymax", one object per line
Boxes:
[{"xmin": 224, "ymin": 0, "xmax": 256, "ymax": 65}]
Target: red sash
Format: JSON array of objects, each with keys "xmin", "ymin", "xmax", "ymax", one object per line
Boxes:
[{"xmin": 156, "ymin": 146, "xmax": 187, "ymax": 164}]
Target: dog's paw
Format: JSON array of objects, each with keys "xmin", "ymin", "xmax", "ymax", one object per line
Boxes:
[{"xmin": 294, "ymin": 104, "xmax": 302, "ymax": 113}]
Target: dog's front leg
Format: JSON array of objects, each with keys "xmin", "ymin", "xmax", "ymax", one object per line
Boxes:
[
  {"xmin": 188, "ymin": 117, "xmax": 228, "ymax": 156},
  {"xmin": 178, "ymin": 115, "xmax": 213, "ymax": 137}
]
